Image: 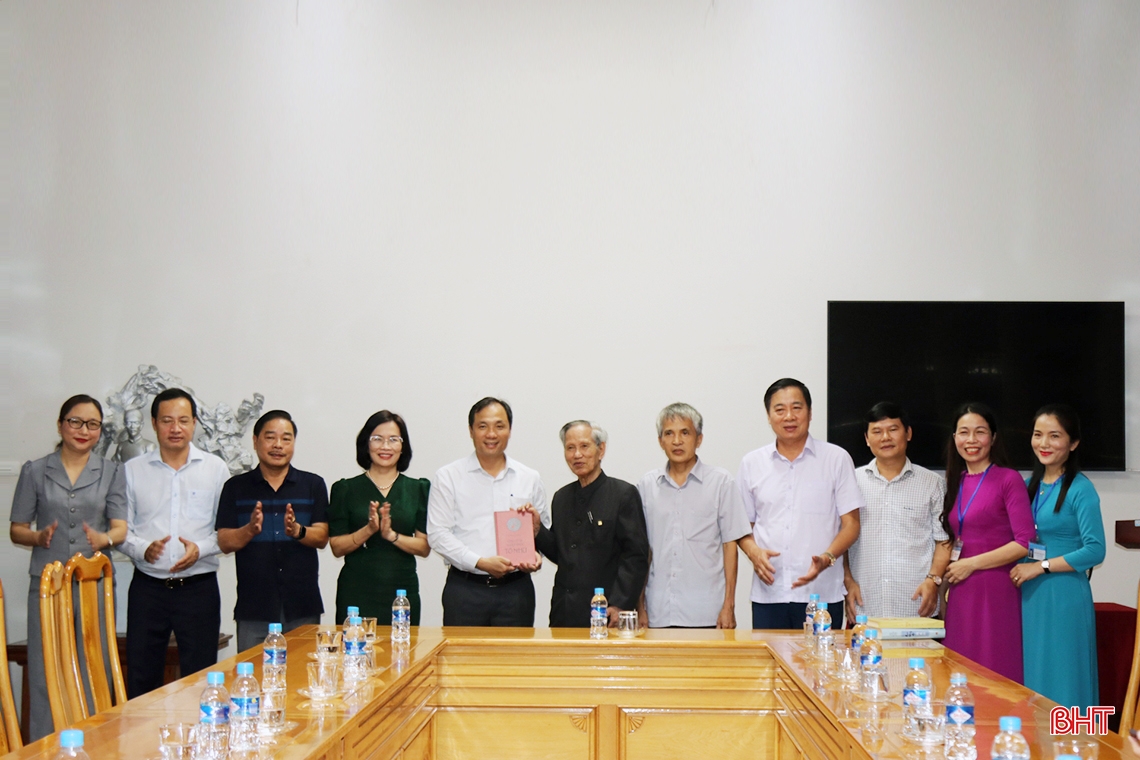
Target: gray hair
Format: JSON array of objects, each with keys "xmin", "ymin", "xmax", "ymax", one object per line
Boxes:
[
  {"xmin": 559, "ymin": 420, "xmax": 608, "ymax": 447},
  {"xmin": 656, "ymin": 403, "xmax": 703, "ymax": 437}
]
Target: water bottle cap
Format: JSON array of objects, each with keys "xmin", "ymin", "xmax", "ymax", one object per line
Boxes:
[
  {"xmin": 865, "ymin": 628, "xmax": 879, "ymax": 639},
  {"xmin": 950, "ymin": 672, "xmax": 968, "ymax": 685},
  {"xmin": 348, "ymin": 606, "xmax": 359, "ymax": 615},
  {"xmin": 1055, "ymin": 756, "xmax": 1080, "ymax": 760},
  {"xmin": 60, "ymin": 729, "xmax": 84, "ymax": 748},
  {"xmin": 349, "ymin": 616, "xmax": 362, "ymax": 625},
  {"xmin": 999, "ymin": 716, "xmax": 1021, "ymax": 732},
  {"xmin": 396, "ymin": 589, "xmax": 407, "ymax": 597},
  {"xmin": 594, "ymin": 588, "xmax": 604, "ymax": 595},
  {"xmin": 268, "ymin": 623, "xmax": 283, "ymax": 634},
  {"xmin": 809, "ymin": 593, "xmax": 820, "ymax": 601},
  {"xmin": 856, "ymin": 615, "xmax": 868, "ymax": 624},
  {"xmin": 908, "ymin": 657, "xmax": 925, "ymax": 668},
  {"xmin": 207, "ymin": 671, "xmax": 224, "ymax": 685},
  {"xmin": 237, "ymin": 662, "xmax": 254, "ymax": 676}
]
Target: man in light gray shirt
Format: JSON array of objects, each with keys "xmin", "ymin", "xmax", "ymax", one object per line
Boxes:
[{"xmin": 637, "ymin": 403, "xmax": 751, "ymax": 628}]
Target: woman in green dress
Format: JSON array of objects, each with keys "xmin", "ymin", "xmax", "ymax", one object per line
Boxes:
[{"xmin": 329, "ymin": 410, "xmax": 430, "ymax": 623}]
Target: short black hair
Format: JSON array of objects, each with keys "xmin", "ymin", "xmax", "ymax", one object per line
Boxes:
[
  {"xmin": 58, "ymin": 394, "xmax": 103, "ymax": 423},
  {"xmin": 865, "ymin": 401, "xmax": 910, "ymax": 431},
  {"xmin": 763, "ymin": 378, "xmax": 812, "ymax": 412},
  {"xmin": 468, "ymin": 397, "xmax": 513, "ymax": 428},
  {"xmin": 254, "ymin": 409, "xmax": 296, "ymax": 437},
  {"xmin": 355, "ymin": 410, "xmax": 412, "ymax": 472},
  {"xmin": 151, "ymin": 388, "xmax": 197, "ymax": 420}
]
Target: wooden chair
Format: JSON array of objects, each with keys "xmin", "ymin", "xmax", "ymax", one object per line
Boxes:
[
  {"xmin": 40, "ymin": 560, "xmax": 84, "ymax": 731},
  {"xmin": 63, "ymin": 552, "xmax": 126, "ymax": 715},
  {"xmin": 1121, "ymin": 578, "xmax": 1140, "ymax": 737},
  {"xmin": 0, "ymin": 580, "xmax": 24, "ymax": 753}
]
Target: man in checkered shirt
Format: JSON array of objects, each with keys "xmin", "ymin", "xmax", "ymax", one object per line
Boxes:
[{"xmin": 844, "ymin": 402, "xmax": 951, "ymax": 620}]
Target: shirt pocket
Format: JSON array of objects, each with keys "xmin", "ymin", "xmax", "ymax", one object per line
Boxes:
[
  {"xmin": 798, "ymin": 482, "xmax": 834, "ymax": 515},
  {"xmin": 682, "ymin": 507, "xmax": 719, "ymax": 543}
]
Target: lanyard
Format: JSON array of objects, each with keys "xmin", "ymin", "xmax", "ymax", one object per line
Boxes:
[
  {"xmin": 1032, "ymin": 478, "xmax": 1061, "ymax": 525},
  {"xmin": 956, "ymin": 464, "xmax": 992, "ymax": 531}
]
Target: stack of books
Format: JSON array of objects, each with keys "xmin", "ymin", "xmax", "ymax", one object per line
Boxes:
[{"xmin": 866, "ymin": 617, "xmax": 946, "ymax": 658}]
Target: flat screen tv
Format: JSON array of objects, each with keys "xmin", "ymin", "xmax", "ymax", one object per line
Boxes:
[{"xmin": 827, "ymin": 301, "xmax": 1125, "ymax": 471}]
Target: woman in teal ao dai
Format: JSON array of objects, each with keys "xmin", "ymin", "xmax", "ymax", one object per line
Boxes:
[{"xmin": 1009, "ymin": 405, "xmax": 1105, "ymax": 710}]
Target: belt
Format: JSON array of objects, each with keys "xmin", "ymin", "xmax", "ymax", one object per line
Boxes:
[
  {"xmin": 136, "ymin": 571, "xmax": 217, "ymax": 589},
  {"xmin": 448, "ymin": 567, "xmax": 529, "ymax": 587}
]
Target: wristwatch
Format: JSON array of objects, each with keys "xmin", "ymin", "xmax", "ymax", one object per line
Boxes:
[
  {"xmin": 292, "ymin": 524, "xmax": 307, "ymax": 540},
  {"xmin": 925, "ymin": 573, "xmax": 943, "ymax": 586},
  {"xmin": 1041, "ymin": 559, "xmax": 1051, "ymax": 574}
]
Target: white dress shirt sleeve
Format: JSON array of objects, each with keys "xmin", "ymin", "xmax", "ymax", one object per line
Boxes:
[
  {"xmin": 832, "ymin": 451, "xmax": 865, "ymax": 516},
  {"xmin": 119, "ymin": 462, "xmax": 150, "ymax": 563},
  {"xmin": 191, "ymin": 459, "xmax": 227, "ymax": 560},
  {"xmin": 426, "ymin": 466, "xmax": 483, "ymax": 572}
]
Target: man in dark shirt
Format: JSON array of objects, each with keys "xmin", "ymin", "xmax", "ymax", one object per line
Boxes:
[
  {"xmin": 530, "ymin": 420, "xmax": 649, "ymax": 627},
  {"xmin": 216, "ymin": 410, "xmax": 330, "ymax": 652}
]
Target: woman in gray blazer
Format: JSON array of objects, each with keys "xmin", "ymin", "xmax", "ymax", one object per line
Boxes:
[{"xmin": 9, "ymin": 394, "xmax": 127, "ymax": 741}]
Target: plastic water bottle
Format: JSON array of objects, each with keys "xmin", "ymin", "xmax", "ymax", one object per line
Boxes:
[
  {"xmin": 198, "ymin": 671, "xmax": 230, "ymax": 760},
  {"xmin": 53, "ymin": 729, "xmax": 91, "ymax": 760},
  {"xmin": 990, "ymin": 716, "xmax": 1030, "ymax": 760},
  {"xmin": 590, "ymin": 588, "xmax": 608, "ymax": 639},
  {"xmin": 850, "ymin": 614, "xmax": 868, "ymax": 651},
  {"xmin": 343, "ymin": 615, "xmax": 368, "ymax": 683},
  {"xmin": 859, "ymin": 628, "xmax": 888, "ymax": 701},
  {"xmin": 392, "ymin": 589, "xmax": 411, "ymax": 644},
  {"xmin": 811, "ymin": 601, "xmax": 832, "ymax": 656},
  {"xmin": 344, "ymin": 605, "xmax": 360, "ymax": 626},
  {"xmin": 944, "ymin": 672, "xmax": 977, "ymax": 760},
  {"xmin": 230, "ymin": 662, "xmax": 261, "ymax": 751},
  {"xmin": 804, "ymin": 594, "xmax": 820, "ymax": 645},
  {"xmin": 262, "ymin": 622, "xmax": 287, "ymax": 690},
  {"xmin": 901, "ymin": 657, "xmax": 933, "ymax": 739}
]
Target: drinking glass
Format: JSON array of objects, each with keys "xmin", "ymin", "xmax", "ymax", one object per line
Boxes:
[
  {"xmin": 315, "ymin": 627, "xmax": 340, "ymax": 660},
  {"xmin": 307, "ymin": 660, "xmax": 340, "ymax": 699},
  {"xmin": 158, "ymin": 722, "xmax": 196, "ymax": 760},
  {"xmin": 1053, "ymin": 738, "xmax": 1099, "ymax": 759},
  {"xmin": 617, "ymin": 611, "xmax": 638, "ymax": 638}
]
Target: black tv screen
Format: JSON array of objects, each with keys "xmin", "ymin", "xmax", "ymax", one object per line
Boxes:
[{"xmin": 827, "ymin": 301, "xmax": 1125, "ymax": 471}]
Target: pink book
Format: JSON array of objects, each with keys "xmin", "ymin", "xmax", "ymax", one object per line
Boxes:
[{"xmin": 495, "ymin": 510, "xmax": 536, "ymax": 565}]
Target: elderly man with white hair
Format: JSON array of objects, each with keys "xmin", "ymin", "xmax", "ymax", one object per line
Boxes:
[
  {"xmin": 637, "ymin": 403, "xmax": 753, "ymax": 629},
  {"xmin": 526, "ymin": 420, "xmax": 649, "ymax": 628}
]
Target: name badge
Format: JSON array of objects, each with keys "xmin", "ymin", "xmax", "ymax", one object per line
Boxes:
[
  {"xmin": 1028, "ymin": 542, "xmax": 1047, "ymax": 562},
  {"xmin": 950, "ymin": 537, "xmax": 963, "ymax": 562}
]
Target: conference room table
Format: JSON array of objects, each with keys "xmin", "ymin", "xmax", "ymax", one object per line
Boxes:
[{"xmin": 6, "ymin": 626, "xmax": 1130, "ymax": 759}]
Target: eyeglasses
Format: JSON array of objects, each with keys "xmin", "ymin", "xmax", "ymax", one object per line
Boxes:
[
  {"xmin": 65, "ymin": 418, "xmax": 103, "ymax": 431},
  {"xmin": 369, "ymin": 435, "xmax": 404, "ymax": 448}
]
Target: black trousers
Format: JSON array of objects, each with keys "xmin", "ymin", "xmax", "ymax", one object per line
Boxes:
[
  {"xmin": 126, "ymin": 571, "xmax": 220, "ymax": 699},
  {"xmin": 751, "ymin": 601, "xmax": 845, "ymax": 630},
  {"xmin": 441, "ymin": 569, "xmax": 535, "ymax": 627}
]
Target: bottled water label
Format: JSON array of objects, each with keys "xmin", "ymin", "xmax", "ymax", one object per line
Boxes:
[
  {"xmin": 263, "ymin": 647, "xmax": 286, "ymax": 666},
  {"xmin": 902, "ymin": 688, "xmax": 929, "ymax": 706},
  {"xmin": 231, "ymin": 696, "xmax": 259, "ymax": 718},
  {"xmin": 199, "ymin": 702, "xmax": 230, "ymax": 725},
  {"xmin": 813, "ymin": 621, "xmax": 831, "ymax": 635},
  {"xmin": 860, "ymin": 653, "xmax": 881, "ymax": 667},
  {"xmin": 393, "ymin": 609, "xmax": 410, "ymax": 624},
  {"xmin": 345, "ymin": 639, "xmax": 367, "ymax": 656},
  {"xmin": 591, "ymin": 606, "xmax": 606, "ymax": 621},
  {"xmin": 946, "ymin": 705, "xmax": 975, "ymax": 725}
]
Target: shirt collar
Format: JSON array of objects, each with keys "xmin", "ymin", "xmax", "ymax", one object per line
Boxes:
[
  {"xmin": 466, "ymin": 451, "xmax": 515, "ymax": 478},
  {"xmin": 656, "ymin": 458, "xmax": 706, "ymax": 488},
  {"xmin": 148, "ymin": 442, "xmax": 208, "ymax": 468},
  {"xmin": 769, "ymin": 434, "xmax": 817, "ymax": 461},
  {"xmin": 253, "ymin": 463, "xmax": 296, "ymax": 486},
  {"xmin": 862, "ymin": 457, "xmax": 914, "ymax": 482},
  {"xmin": 44, "ymin": 450, "xmax": 103, "ymax": 490},
  {"xmin": 577, "ymin": 469, "xmax": 607, "ymax": 498}
]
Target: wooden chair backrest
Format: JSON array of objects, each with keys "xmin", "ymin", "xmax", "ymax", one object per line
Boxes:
[
  {"xmin": 0, "ymin": 579, "xmax": 24, "ymax": 752},
  {"xmin": 63, "ymin": 552, "xmax": 126, "ymax": 714},
  {"xmin": 40, "ymin": 560, "xmax": 85, "ymax": 730},
  {"xmin": 1121, "ymin": 579, "xmax": 1140, "ymax": 736}
]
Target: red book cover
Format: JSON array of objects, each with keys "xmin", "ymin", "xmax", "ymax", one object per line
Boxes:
[{"xmin": 495, "ymin": 510, "xmax": 536, "ymax": 565}]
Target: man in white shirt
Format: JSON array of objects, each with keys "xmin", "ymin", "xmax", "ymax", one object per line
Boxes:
[
  {"xmin": 120, "ymin": 388, "xmax": 229, "ymax": 698},
  {"xmin": 736, "ymin": 378, "xmax": 863, "ymax": 629},
  {"xmin": 426, "ymin": 397, "xmax": 550, "ymax": 626},
  {"xmin": 637, "ymin": 403, "xmax": 751, "ymax": 628},
  {"xmin": 844, "ymin": 402, "xmax": 950, "ymax": 620}
]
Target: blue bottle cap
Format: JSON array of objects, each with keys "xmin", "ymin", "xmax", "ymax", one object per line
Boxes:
[
  {"xmin": 207, "ymin": 671, "xmax": 224, "ymax": 685},
  {"xmin": 950, "ymin": 672, "xmax": 968, "ymax": 685},
  {"xmin": 809, "ymin": 593, "xmax": 820, "ymax": 601},
  {"xmin": 865, "ymin": 628, "xmax": 879, "ymax": 639},
  {"xmin": 237, "ymin": 662, "xmax": 254, "ymax": 676},
  {"xmin": 908, "ymin": 657, "xmax": 925, "ymax": 668},
  {"xmin": 60, "ymin": 729, "xmax": 84, "ymax": 748},
  {"xmin": 348, "ymin": 606, "xmax": 359, "ymax": 615},
  {"xmin": 817, "ymin": 601, "xmax": 827, "ymax": 611},
  {"xmin": 349, "ymin": 616, "xmax": 362, "ymax": 626},
  {"xmin": 856, "ymin": 614, "xmax": 868, "ymax": 624},
  {"xmin": 397, "ymin": 589, "xmax": 407, "ymax": 597},
  {"xmin": 595, "ymin": 588, "xmax": 604, "ymax": 595},
  {"xmin": 999, "ymin": 716, "xmax": 1021, "ymax": 732},
  {"xmin": 268, "ymin": 623, "xmax": 283, "ymax": 634},
  {"xmin": 1055, "ymin": 756, "xmax": 1080, "ymax": 760}
]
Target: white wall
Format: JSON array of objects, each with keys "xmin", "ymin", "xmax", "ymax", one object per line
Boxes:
[{"xmin": 4, "ymin": 2, "xmax": 1139, "ymax": 675}]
